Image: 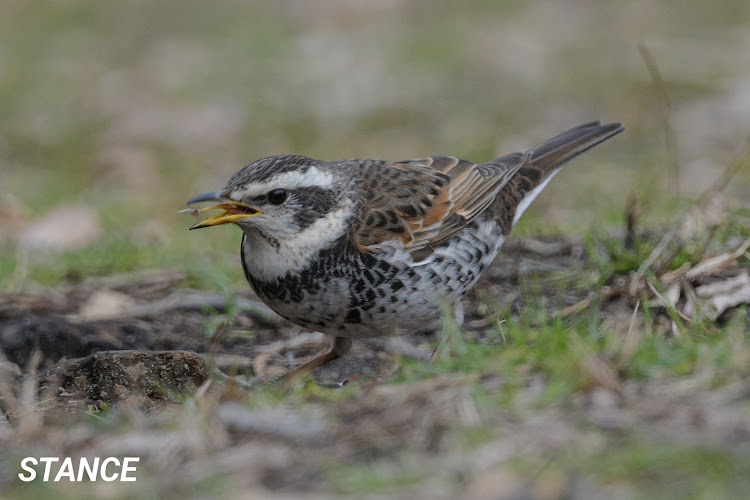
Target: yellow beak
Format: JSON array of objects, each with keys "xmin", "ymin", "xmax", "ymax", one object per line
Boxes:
[{"xmin": 188, "ymin": 201, "xmax": 261, "ymax": 230}]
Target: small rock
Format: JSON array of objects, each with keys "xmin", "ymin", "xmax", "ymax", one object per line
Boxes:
[
  {"xmin": 77, "ymin": 289, "xmax": 137, "ymax": 321},
  {"xmin": 43, "ymin": 350, "xmax": 208, "ymax": 411}
]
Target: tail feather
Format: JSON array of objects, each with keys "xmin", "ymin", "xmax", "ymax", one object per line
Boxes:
[
  {"xmin": 490, "ymin": 121, "xmax": 623, "ymax": 232},
  {"xmin": 530, "ymin": 121, "xmax": 624, "ymax": 174}
]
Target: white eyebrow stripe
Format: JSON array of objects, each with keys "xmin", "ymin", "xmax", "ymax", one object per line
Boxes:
[{"xmin": 231, "ymin": 166, "xmax": 333, "ymax": 199}]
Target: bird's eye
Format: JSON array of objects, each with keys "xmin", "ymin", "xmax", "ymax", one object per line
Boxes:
[{"xmin": 267, "ymin": 189, "xmax": 287, "ymax": 205}]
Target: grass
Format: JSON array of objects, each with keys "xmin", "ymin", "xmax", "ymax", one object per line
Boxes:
[
  {"xmin": 2, "ymin": 222, "xmax": 748, "ymax": 498},
  {"xmin": 397, "ymin": 296, "xmax": 745, "ymax": 408},
  {"xmin": 328, "ymin": 460, "xmax": 428, "ymax": 495},
  {"xmin": 316, "ymin": 311, "xmax": 750, "ymax": 497},
  {"xmin": 583, "ymin": 443, "xmax": 750, "ymax": 499},
  {"xmin": 2, "ymin": 0, "xmax": 750, "ymax": 498},
  {"xmin": 307, "ymin": 205, "xmax": 750, "ymax": 496},
  {"xmin": 6, "ymin": 209, "xmax": 747, "ymax": 499}
]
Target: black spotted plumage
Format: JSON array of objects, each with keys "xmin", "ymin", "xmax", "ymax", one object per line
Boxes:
[{"xmin": 190, "ymin": 121, "xmax": 624, "ymax": 378}]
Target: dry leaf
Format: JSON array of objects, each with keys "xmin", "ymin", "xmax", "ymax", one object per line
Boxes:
[{"xmin": 695, "ymin": 272, "xmax": 750, "ymax": 320}]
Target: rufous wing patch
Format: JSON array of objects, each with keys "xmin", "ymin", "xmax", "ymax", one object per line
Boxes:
[{"xmin": 354, "ymin": 155, "xmax": 526, "ymax": 255}]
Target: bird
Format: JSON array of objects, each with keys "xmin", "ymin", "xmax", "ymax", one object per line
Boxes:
[{"xmin": 186, "ymin": 121, "xmax": 623, "ymax": 380}]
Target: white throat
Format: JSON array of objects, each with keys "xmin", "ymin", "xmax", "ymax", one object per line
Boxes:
[{"xmin": 240, "ymin": 199, "xmax": 354, "ymax": 282}]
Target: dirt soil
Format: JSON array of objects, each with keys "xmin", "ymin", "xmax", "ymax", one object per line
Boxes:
[
  {"xmin": 1, "ymin": 235, "xmax": 749, "ymax": 498},
  {"xmin": 0, "ymin": 237, "xmax": 593, "ymax": 398}
]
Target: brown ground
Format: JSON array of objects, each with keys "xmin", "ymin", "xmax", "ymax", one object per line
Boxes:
[
  {"xmin": 1, "ymin": 234, "xmax": 749, "ymax": 498},
  {"xmin": 0, "ymin": 236, "xmax": 589, "ymax": 401}
]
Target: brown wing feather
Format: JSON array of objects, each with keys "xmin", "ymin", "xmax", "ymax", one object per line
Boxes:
[
  {"xmin": 353, "ymin": 121, "xmax": 623, "ymax": 256},
  {"xmin": 354, "ymin": 155, "xmax": 524, "ymax": 254}
]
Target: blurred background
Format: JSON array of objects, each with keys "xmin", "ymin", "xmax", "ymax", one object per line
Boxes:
[{"xmin": 1, "ymin": 0, "xmax": 749, "ymax": 289}]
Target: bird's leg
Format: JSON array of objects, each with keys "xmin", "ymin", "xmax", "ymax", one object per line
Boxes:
[{"xmin": 280, "ymin": 336, "xmax": 352, "ymax": 384}]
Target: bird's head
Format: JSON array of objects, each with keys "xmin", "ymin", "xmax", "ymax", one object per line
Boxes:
[{"xmin": 187, "ymin": 155, "xmax": 350, "ymax": 242}]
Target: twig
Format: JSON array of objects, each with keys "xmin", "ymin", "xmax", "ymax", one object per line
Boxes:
[
  {"xmin": 679, "ymin": 277, "xmax": 701, "ymax": 322},
  {"xmin": 67, "ymin": 291, "xmax": 279, "ymax": 323},
  {"xmin": 254, "ymin": 332, "xmax": 327, "ymax": 354},
  {"xmin": 638, "ymin": 229, "xmax": 676, "ymax": 275},
  {"xmin": 76, "ymin": 268, "xmax": 186, "ymax": 292},
  {"xmin": 685, "ymin": 237, "xmax": 750, "ymax": 280},
  {"xmin": 555, "ymin": 284, "xmax": 625, "ymax": 319},
  {"xmin": 621, "ymin": 300, "xmax": 642, "ymax": 360},
  {"xmin": 557, "ymin": 295, "xmax": 593, "ymax": 318},
  {"xmin": 645, "ymin": 280, "xmax": 690, "ymax": 335},
  {"xmin": 210, "ymin": 368, "xmax": 257, "ymax": 390},
  {"xmin": 639, "ymin": 42, "xmax": 679, "ymax": 194}
]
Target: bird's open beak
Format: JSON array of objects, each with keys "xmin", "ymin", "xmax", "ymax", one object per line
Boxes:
[{"xmin": 185, "ymin": 191, "xmax": 261, "ymax": 230}]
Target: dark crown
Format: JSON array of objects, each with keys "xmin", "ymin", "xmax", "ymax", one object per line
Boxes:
[{"xmin": 225, "ymin": 155, "xmax": 322, "ymax": 190}]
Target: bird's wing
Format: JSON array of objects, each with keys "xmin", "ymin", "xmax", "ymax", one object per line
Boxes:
[{"xmin": 352, "ymin": 155, "xmax": 526, "ymax": 255}]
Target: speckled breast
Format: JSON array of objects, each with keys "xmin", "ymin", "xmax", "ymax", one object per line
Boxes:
[{"xmin": 241, "ymin": 219, "xmax": 505, "ymax": 339}]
